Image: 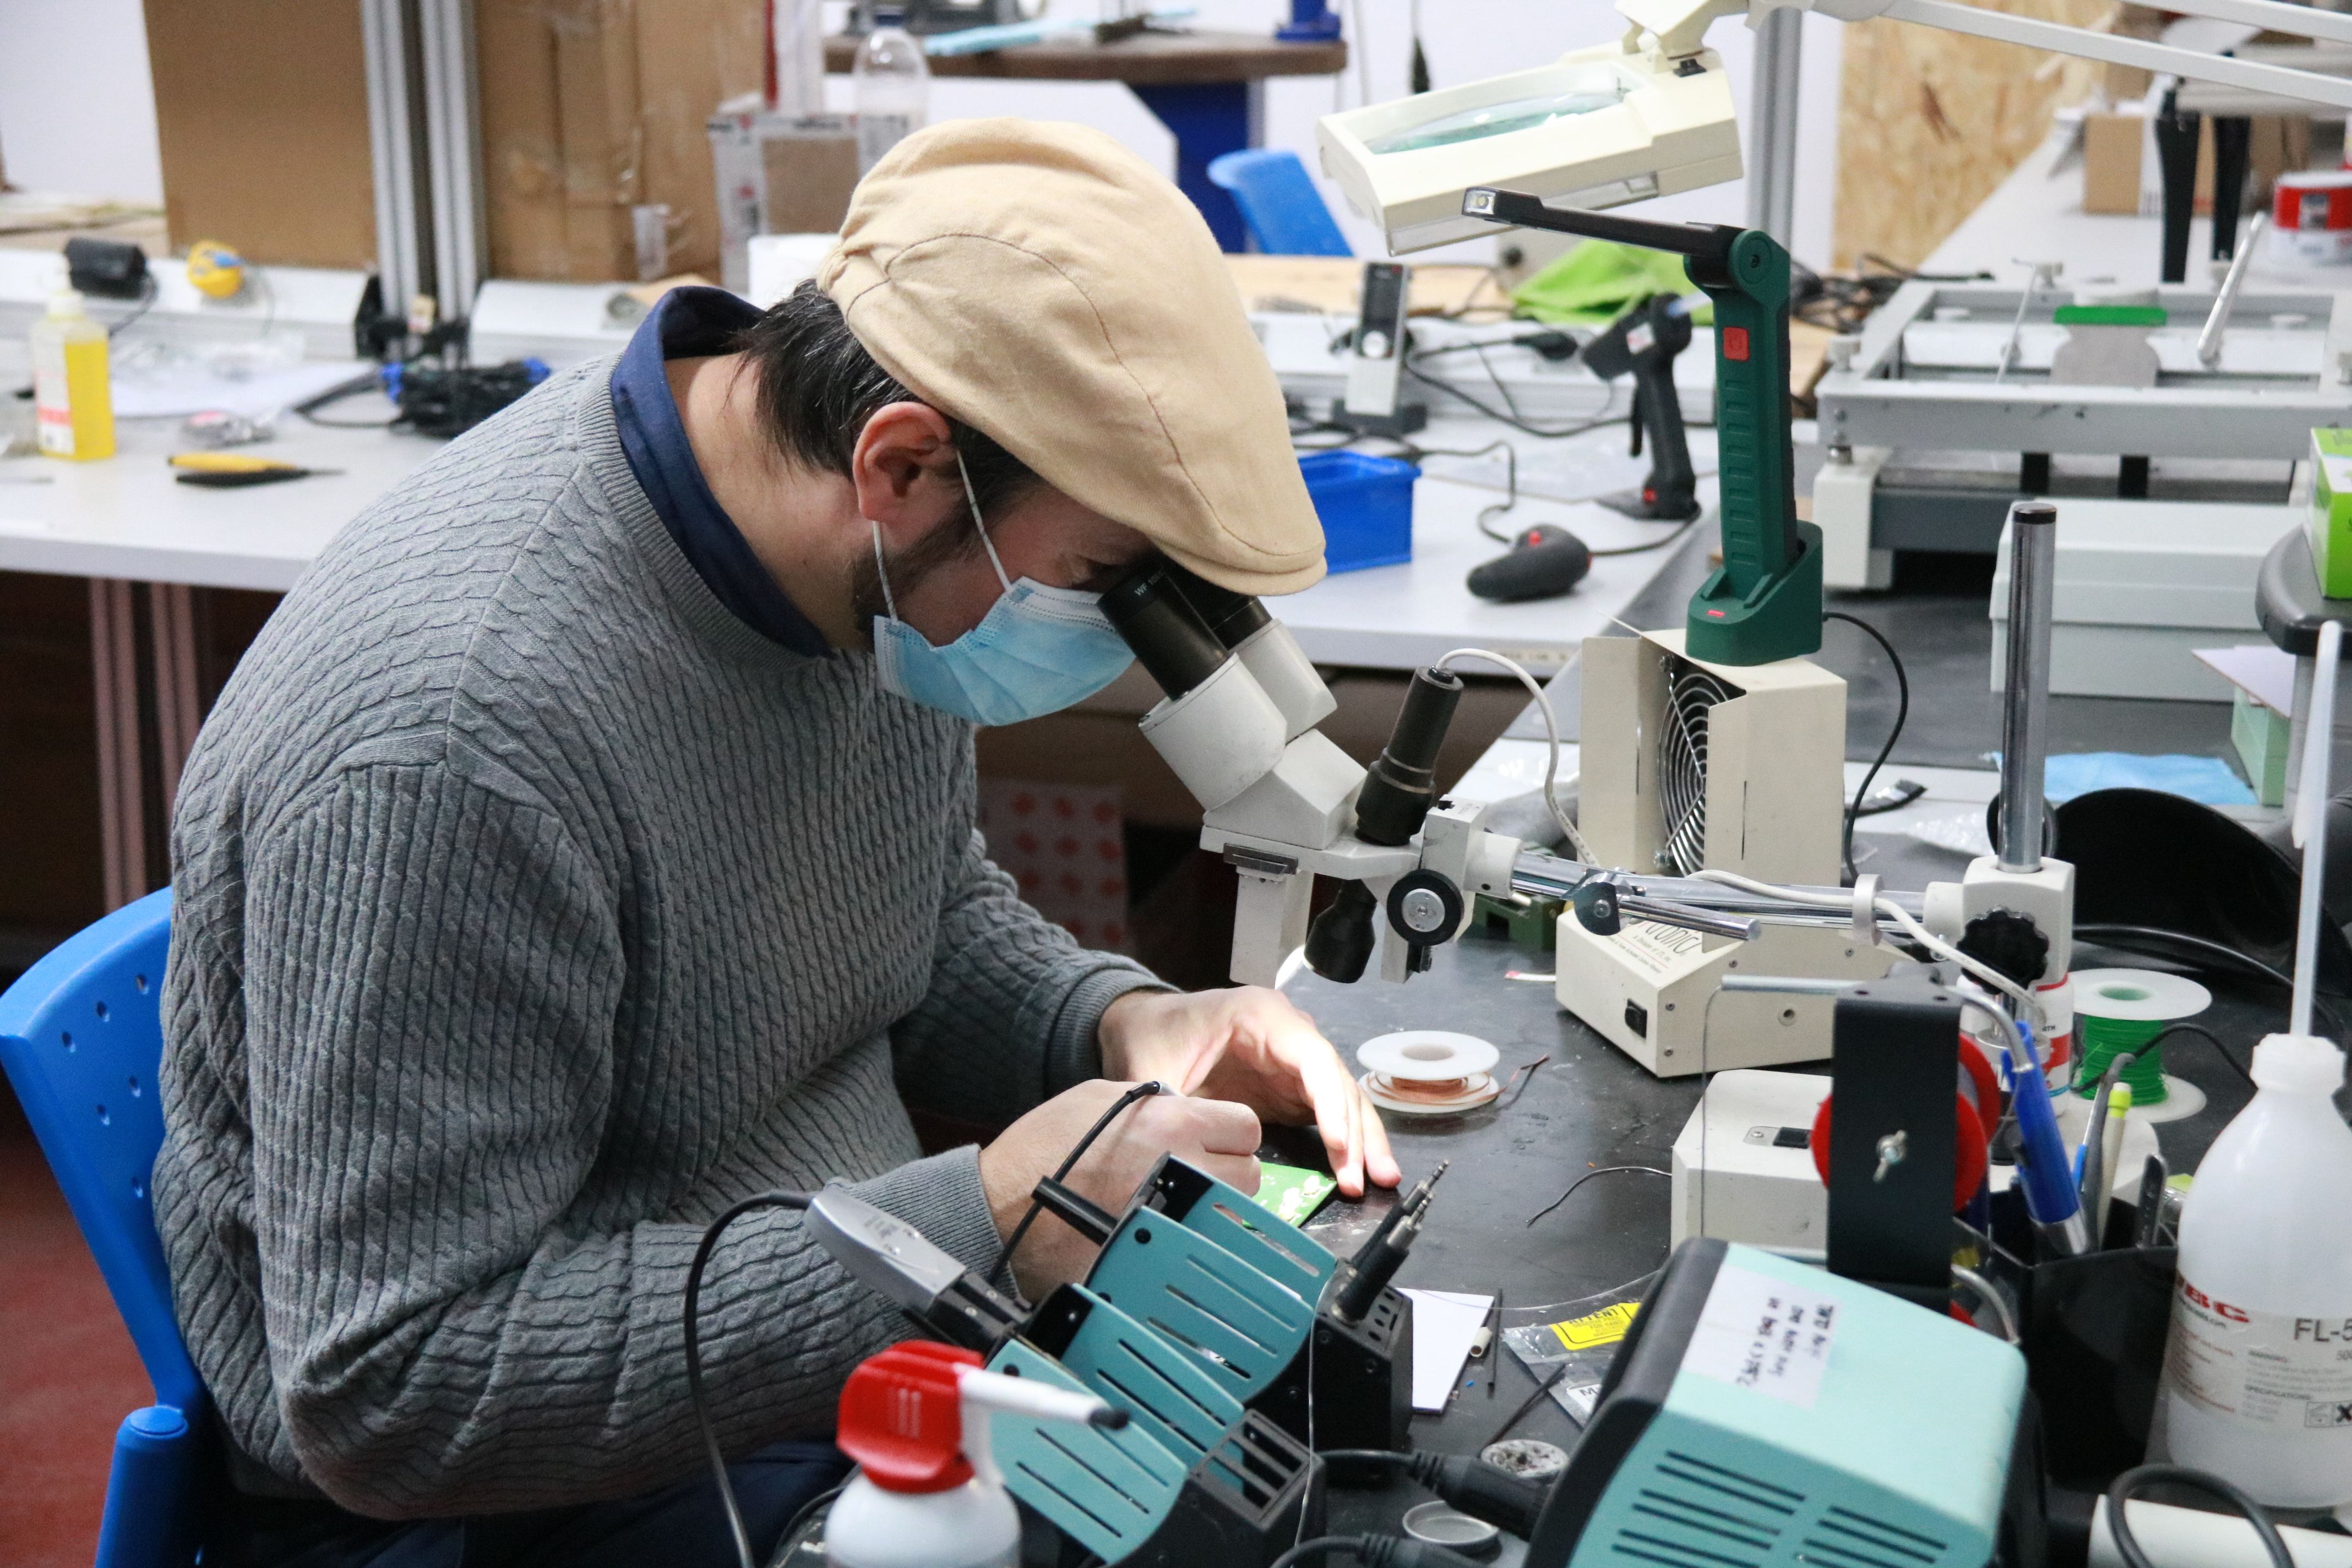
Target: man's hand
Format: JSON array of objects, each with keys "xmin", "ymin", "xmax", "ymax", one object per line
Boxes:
[
  {"xmin": 1098, "ymin": 987, "xmax": 1402, "ymax": 1200},
  {"xmin": 978, "ymin": 1080, "xmax": 1261, "ymax": 1298}
]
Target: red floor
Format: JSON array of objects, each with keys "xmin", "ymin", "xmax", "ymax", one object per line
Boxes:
[{"xmin": 0, "ymin": 1091, "xmax": 151, "ymax": 1568}]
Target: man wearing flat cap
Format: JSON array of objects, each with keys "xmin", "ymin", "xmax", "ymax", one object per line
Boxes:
[{"xmin": 156, "ymin": 120, "xmax": 1398, "ymax": 1567}]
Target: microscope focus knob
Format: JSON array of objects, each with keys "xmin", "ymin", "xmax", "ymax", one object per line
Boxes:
[
  {"xmin": 1957, "ymin": 907, "xmax": 2051, "ymax": 990},
  {"xmin": 1386, "ymin": 870, "xmax": 1466, "ymax": 949}
]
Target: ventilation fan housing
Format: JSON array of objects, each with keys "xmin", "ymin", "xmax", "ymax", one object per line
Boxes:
[
  {"xmin": 1560, "ymin": 631, "xmax": 1895, "ymax": 1076},
  {"xmin": 1581, "ymin": 630, "xmax": 1847, "ymax": 884}
]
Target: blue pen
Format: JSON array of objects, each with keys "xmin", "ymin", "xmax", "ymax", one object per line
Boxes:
[{"xmin": 2000, "ymin": 1020, "xmax": 2093, "ymax": 1256}]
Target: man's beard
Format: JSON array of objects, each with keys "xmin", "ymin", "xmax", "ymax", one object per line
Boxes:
[{"xmin": 847, "ymin": 513, "xmax": 990, "ymax": 647}]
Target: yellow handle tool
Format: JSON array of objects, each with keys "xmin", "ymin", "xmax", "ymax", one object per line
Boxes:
[{"xmin": 168, "ymin": 452, "xmax": 344, "ymax": 487}]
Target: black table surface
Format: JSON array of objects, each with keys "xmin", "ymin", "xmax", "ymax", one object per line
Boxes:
[{"xmin": 1268, "ymin": 894, "xmax": 2284, "ymax": 1540}]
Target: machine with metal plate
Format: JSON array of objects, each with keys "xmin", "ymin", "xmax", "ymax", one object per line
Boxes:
[{"xmin": 1812, "ymin": 275, "xmax": 2352, "ymax": 588}]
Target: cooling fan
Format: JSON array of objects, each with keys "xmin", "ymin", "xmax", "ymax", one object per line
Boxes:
[
  {"xmin": 1656, "ymin": 659, "xmax": 1736, "ymax": 877},
  {"xmin": 1557, "ymin": 630, "xmax": 1897, "ymax": 1077}
]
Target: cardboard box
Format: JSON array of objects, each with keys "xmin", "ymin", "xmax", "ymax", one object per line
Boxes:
[
  {"xmin": 707, "ymin": 108, "xmax": 861, "ymax": 293},
  {"xmin": 144, "ymin": 0, "xmax": 764, "ymax": 283},
  {"xmin": 478, "ymin": 0, "xmax": 766, "ymax": 283},
  {"xmin": 141, "ymin": 0, "xmax": 379, "ymax": 269},
  {"xmin": 2082, "ymin": 108, "xmax": 2311, "ymax": 219}
]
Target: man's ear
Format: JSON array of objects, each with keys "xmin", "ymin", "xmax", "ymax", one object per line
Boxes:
[{"xmin": 852, "ymin": 402, "xmax": 962, "ymax": 547}]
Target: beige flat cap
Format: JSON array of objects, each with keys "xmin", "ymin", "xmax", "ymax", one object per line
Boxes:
[{"xmin": 820, "ymin": 118, "xmax": 1326, "ymax": 596}]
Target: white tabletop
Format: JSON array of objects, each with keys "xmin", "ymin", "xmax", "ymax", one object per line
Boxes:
[
  {"xmin": 0, "ymin": 399, "xmax": 1696, "ymax": 669},
  {"xmin": 0, "ymin": 414, "xmax": 440, "ymax": 591}
]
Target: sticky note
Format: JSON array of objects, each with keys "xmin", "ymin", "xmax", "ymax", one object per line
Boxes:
[{"xmin": 1251, "ymin": 1162, "xmax": 1340, "ymax": 1226}]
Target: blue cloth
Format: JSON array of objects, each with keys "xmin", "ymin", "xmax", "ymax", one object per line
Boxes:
[
  {"xmin": 2042, "ymin": 752, "xmax": 2256, "ymax": 807},
  {"xmin": 205, "ymin": 1440, "xmax": 850, "ymax": 1568},
  {"xmin": 610, "ymin": 286, "xmax": 830, "ymax": 657}
]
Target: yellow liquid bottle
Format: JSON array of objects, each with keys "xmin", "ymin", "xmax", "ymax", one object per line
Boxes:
[{"xmin": 31, "ymin": 287, "xmax": 116, "ymax": 461}]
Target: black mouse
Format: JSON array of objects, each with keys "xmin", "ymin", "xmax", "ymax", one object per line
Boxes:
[{"xmin": 1467, "ymin": 524, "xmax": 1592, "ymax": 602}]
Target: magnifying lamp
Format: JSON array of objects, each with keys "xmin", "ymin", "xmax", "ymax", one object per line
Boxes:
[{"xmin": 1319, "ymin": 0, "xmax": 2352, "ymax": 254}]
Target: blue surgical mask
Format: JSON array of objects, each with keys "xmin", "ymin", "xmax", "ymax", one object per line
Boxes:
[{"xmin": 869, "ymin": 455, "xmax": 1135, "ymax": 726}]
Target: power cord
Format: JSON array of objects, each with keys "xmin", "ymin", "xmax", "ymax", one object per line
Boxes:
[
  {"xmin": 1402, "ymin": 360, "xmax": 1628, "ymax": 440},
  {"xmin": 685, "ymin": 1190, "xmax": 816, "ymax": 1568},
  {"xmin": 1525, "ymin": 1165, "xmax": 1668, "ymax": 1229},
  {"xmin": 2104, "ymin": 1466, "xmax": 2295, "ymax": 1568},
  {"xmin": 2142, "ymin": 1021, "xmax": 2254, "ymax": 1088},
  {"xmin": 986, "ymin": 1080, "xmax": 1163, "ymax": 1295},
  {"xmin": 1820, "ymin": 611, "xmax": 1909, "ymax": 884},
  {"xmin": 1270, "ymin": 1533, "xmax": 1487, "ymax": 1568},
  {"xmin": 1434, "ymin": 647, "xmax": 1589, "ymax": 862}
]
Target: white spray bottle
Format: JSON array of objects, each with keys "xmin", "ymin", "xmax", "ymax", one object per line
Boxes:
[
  {"xmin": 824, "ymin": 1341, "xmax": 1127, "ymax": 1568},
  {"xmin": 2160, "ymin": 618, "xmax": 2352, "ymax": 1507}
]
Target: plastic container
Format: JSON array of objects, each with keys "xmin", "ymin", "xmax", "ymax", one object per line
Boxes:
[
  {"xmin": 1301, "ymin": 451, "xmax": 1417, "ymax": 573},
  {"xmin": 2159, "ymin": 1032, "xmax": 2352, "ymax": 1506},
  {"xmin": 31, "ymin": 286, "xmax": 114, "ymax": 461},
  {"xmin": 2272, "ymin": 171, "xmax": 2352, "ymax": 266},
  {"xmin": 853, "ymin": 7, "xmax": 929, "ymax": 174}
]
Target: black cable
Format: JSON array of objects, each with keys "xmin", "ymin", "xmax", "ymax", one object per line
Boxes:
[
  {"xmin": 685, "ymin": 1190, "xmax": 815, "ymax": 1568},
  {"xmin": 1402, "ymin": 361, "xmax": 1629, "ymax": 440},
  {"xmin": 2105, "ymin": 1466, "xmax": 2295, "ymax": 1568},
  {"xmin": 987, "ymin": 1080, "xmax": 1163, "ymax": 1293},
  {"xmin": 104, "ymin": 274, "xmax": 159, "ymax": 340},
  {"xmin": 2142, "ymin": 1022, "xmax": 2257, "ymax": 1089},
  {"xmin": 2074, "ymin": 924, "xmax": 2348, "ymax": 1039},
  {"xmin": 1820, "ymin": 611, "xmax": 1908, "ymax": 884},
  {"xmin": 769, "ymin": 1480, "xmax": 845, "ymax": 1565},
  {"xmin": 1525, "ymin": 1164, "xmax": 1668, "ymax": 1228},
  {"xmin": 1486, "ymin": 1363, "xmax": 1572, "ymax": 1446},
  {"xmin": 1271, "ymin": 1534, "xmax": 1373, "ymax": 1568}
]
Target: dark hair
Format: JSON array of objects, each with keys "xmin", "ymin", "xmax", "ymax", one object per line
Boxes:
[{"xmin": 730, "ymin": 280, "xmax": 1041, "ymax": 519}]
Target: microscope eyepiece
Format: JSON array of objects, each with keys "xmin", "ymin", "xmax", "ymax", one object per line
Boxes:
[{"xmin": 1101, "ymin": 560, "xmax": 1227, "ymax": 698}]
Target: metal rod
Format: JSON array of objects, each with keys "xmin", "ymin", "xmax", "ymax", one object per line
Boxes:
[
  {"xmin": 1510, "ymin": 852, "xmax": 1927, "ymax": 921},
  {"xmin": 1745, "ymin": 8, "xmax": 1802, "ymax": 246},
  {"xmin": 1885, "ymin": 0, "xmax": 2352, "ymax": 110},
  {"xmin": 2292, "ymin": 618, "xmax": 2342, "ymax": 1036},
  {"xmin": 1998, "ymin": 500, "xmax": 2059, "ymax": 873},
  {"xmin": 1616, "ymin": 895, "xmax": 1761, "ymax": 941},
  {"xmin": 2197, "ymin": 214, "xmax": 2267, "ymax": 368}
]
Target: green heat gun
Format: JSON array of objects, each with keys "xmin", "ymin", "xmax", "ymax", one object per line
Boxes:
[{"xmin": 1461, "ymin": 187, "xmax": 1822, "ymax": 666}]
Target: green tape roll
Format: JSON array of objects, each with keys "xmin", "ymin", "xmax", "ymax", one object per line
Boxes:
[{"xmin": 2074, "ymin": 1013, "xmax": 2170, "ymax": 1103}]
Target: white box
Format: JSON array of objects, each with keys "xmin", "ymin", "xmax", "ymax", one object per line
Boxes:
[
  {"xmin": 1669, "ymin": 1069, "xmax": 1832, "ymax": 1254},
  {"xmin": 1990, "ymin": 499, "xmax": 2302, "ymax": 701}
]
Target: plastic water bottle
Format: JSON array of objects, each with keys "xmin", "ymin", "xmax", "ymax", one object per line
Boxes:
[
  {"xmin": 853, "ymin": 5, "xmax": 929, "ymax": 174},
  {"xmin": 2159, "ymin": 1032, "xmax": 2352, "ymax": 1506}
]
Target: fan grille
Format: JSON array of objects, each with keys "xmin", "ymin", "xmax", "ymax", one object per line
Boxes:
[{"xmin": 1657, "ymin": 662, "xmax": 1734, "ymax": 875}]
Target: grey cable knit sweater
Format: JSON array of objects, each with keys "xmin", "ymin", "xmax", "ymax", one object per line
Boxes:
[{"xmin": 154, "ymin": 360, "xmax": 1161, "ymax": 1518}]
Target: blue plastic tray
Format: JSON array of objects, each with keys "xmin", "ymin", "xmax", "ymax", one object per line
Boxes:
[{"xmin": 1301, "ymin": 451, "xmax": 1417, "ymax": 573}]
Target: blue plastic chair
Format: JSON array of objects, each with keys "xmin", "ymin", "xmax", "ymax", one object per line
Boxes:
[
  {"xmin": 0, "ymin": 890, "xmax": 208, "ymax": 1568},
  {"xmin": 1205, "ymin": 149, "xmax": 1353, "ymax": 257}
]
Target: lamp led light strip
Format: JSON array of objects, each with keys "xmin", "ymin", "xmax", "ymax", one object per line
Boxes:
[{"xmin": 1317, "ymin": 0, "xmax": 2352, "ymax": 255}]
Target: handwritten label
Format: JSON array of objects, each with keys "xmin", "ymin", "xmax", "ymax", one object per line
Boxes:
[{"xmin": 1683, "ymin": 1262, "xmax": 1838, "ymax": 1409}]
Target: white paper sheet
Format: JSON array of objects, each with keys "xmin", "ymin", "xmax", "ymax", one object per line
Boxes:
[{"xmin": 1399, "ymin": 1288, "xmax": 1496, "ymax": 1412}]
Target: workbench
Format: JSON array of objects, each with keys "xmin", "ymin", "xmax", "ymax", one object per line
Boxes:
[{"xmin": 1271, "ymin": 869, "xmax": 2270, "ymax": 1540}]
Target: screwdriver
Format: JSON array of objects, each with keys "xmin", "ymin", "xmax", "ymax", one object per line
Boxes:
[{"xmin": 168, "ymin": 452, "xmax": 344, "ymax": 488}]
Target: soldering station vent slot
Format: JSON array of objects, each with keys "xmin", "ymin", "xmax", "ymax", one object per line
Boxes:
[
  {"xmin": 1604, "ymin": 1451, "xmax": 1804, "ymax": 1568},
  {"xmin": 1799, "ymin": 1506, "xmax": 1951, "ymax": 1568},
  {"xmin": 1656, "ymin": 658, "xmax": 1738, "ymax": 876},
  {"xmin": 1201, "ymin": 1414, "xmax": 1311, "ymax": 1516}
]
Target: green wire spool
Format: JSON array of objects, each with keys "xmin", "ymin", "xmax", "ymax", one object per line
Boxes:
[{"xmin": 2070, "ymin": 969, "xmax": 2213, "ymax": 1104}]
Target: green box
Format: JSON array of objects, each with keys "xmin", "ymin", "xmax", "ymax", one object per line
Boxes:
[
  {"xmin": 2232, "ymin": 688, "xmax": 2292, "ymax": 807},
  {"xmin": 2309, "ymin": 428, "xmax": 2352, "ymax": 598}
]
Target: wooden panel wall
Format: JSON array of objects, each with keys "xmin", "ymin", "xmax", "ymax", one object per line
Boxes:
[{"xmin": 1833, "ymin": 0, "xmax": 2115, "ymax": 269}]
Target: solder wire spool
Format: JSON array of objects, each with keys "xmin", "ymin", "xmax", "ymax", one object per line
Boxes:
[
  {"xmin": 2069, "ymin": 968, "xmax": 2212, "ymax": 1121},
  {"xmin": 1357, "ymin": 1030, "xmax": 1502, "ymax": 1115}
]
